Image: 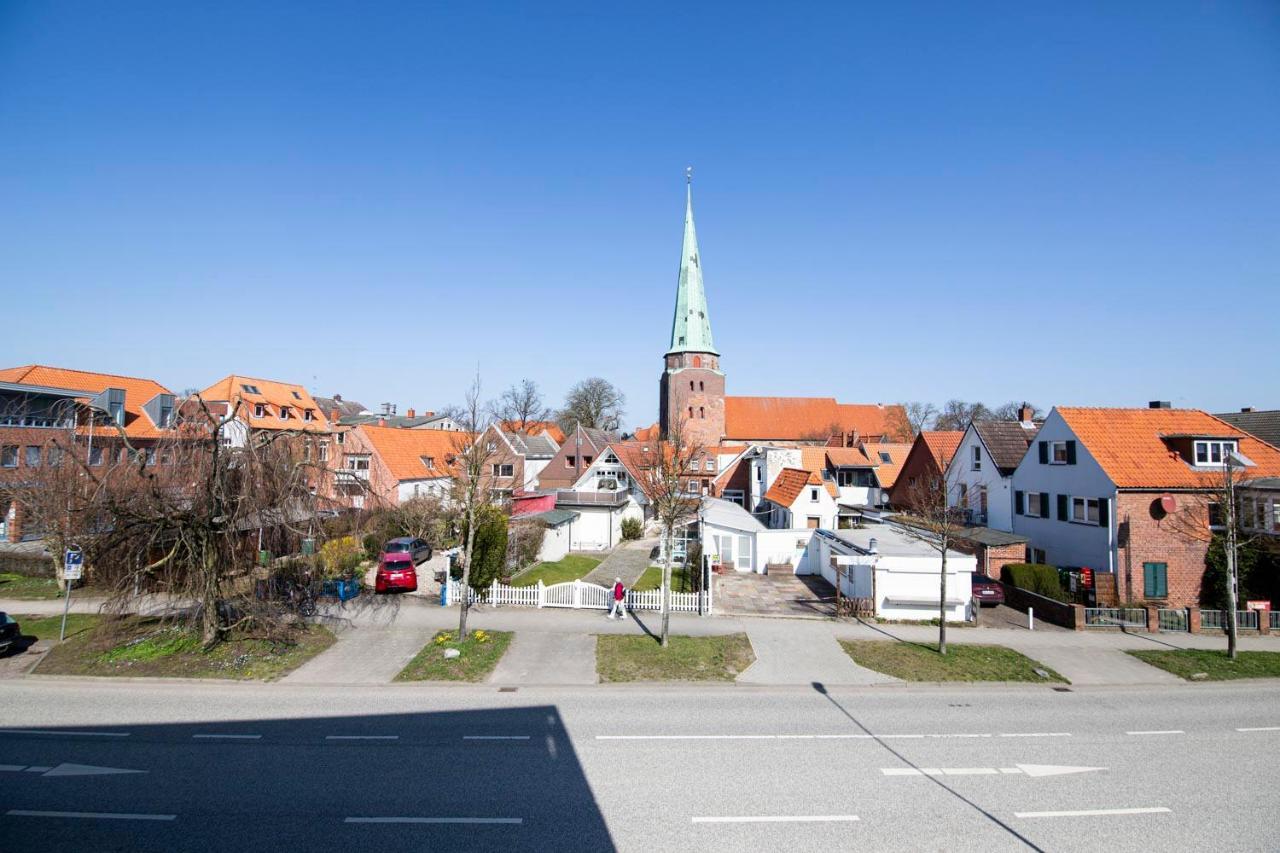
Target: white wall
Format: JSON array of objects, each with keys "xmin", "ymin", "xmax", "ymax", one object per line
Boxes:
[
  {"xmin": 567, "ymin": 500, "xmax": 638, "ymax": 551},
  {"xmin": 1010, "ymin": 409, "xmax": 1116, "ymax": 571},
  {"xmin": 780, "ymin": 486, "xmax": 838, "ymax": 531},
  {"xmin": 538, "ymin": 523, "xmax": 572, "ymax": 562},
  {"xmin": 757, "ymin": 528, "xmax": 817, "ymax": 574},
  {"xmin": 946, "ymin": 428, "xmax": 1015, "ymax": 531},
  {"xmin": 396, "ymin": 478, "xmax": 451, "ymax": 504},
  {"xmin": 524, "ymin": 458, "xmax": 549, "ymax": 491}
]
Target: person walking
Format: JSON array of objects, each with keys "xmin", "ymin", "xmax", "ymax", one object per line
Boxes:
[{"xmin": 608, "ymin": 576, "xmax": 627, "ymax": 619}]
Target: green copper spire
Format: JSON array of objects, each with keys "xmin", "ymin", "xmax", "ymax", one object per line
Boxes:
[{"xmin": 666, "ymin": 169, "xmax": 719, "ymax": 356}]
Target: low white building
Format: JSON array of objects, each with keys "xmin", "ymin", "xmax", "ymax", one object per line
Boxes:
[
  {"xmin": 811, "ymin": 524, "xmax": 977, "ymax": 622},
  {"xmin": 513, "ymin": 508, "xmax": 579, "ymax": 563},
  {"xmin": 695, "ymin": 497, "xmax": 820, "ymax": 575}
]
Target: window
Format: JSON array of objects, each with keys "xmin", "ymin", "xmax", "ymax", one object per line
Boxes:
[
  {"xmin": 253, "ymin": 403, "xmax": 266, "ymax": 418},
  {"xmin": 699, "ymin": 407, "xmax": 705, "ymax": 419},
  {"xmin": 583, "ymin": 455, "xmax": 593, "ymax": 465},
  {"xmin": 1, "ymin": 446, "xmax": 16, "ymax": 467},
  {"xmin": 978, "ymin": 486, "xmax": 988, "ymax": 515},
  {"xmin": 160, "ymin": 450, "xmax": 172, "ymax": 465},
  {"xmin": 1210, "ymin": 501, "xmax": 1226, "ymax": 530},
  {"xmin": 346, "ymin": 456, "xmax": 370, "ymax": 472},
  {"xmin": 1071, "ymin": 497, "xmax": 1100, "ymax": 525},
  {"xmin": 959, "ymin": 483, "xmax": 968, "ymax": 505},
  {"xmin": 1272, "ymin": 499, "xmax": 1280, "ymax": 533},
  {"xmin": 566, "ymin": 455, "xmax": 576, "ymax": 468},
  {"xmin": 280, "ymin": 407, "xmax": 292, "ymax": 420},
  {"xmin": 807, "ymin": 516, "xmax": 821, "ymax": 529},
  {"xmin": 810, "ymin": 487, "xmax": 819, "ymax": 502},
  {"xmin": 318, "ymin": 442, "xmax": 329, "ymax": 463},
  {"xmin": 88, "ymin": 445, "xmax": 103, "ymax": 466},
  {"xmin": 291, "ymin": 391, "xmax": 301, "ymax": 400},
  {"xmin": 421, "ymin": 455, "xmax": 435, "ymax": 470},
  {"xmin": 24, "ymin": 446, "xmax": 40, "ymax": 467},
  {"xmin": 971, "ymin": 446, "xmax": 981, "ymax": 471},
  {"xmin": 304, "ymin": 409, "xmax": 315, "ymax": 422},
  {"xmin": 1027, "ymin": 492, "xmax": 1043, "ymax": 517},
  {"xmin": 688, "ymin": 406, "xmax": 694, "ymax": 418},
  {"xmin": 1033, "ymin": 548, "xmax": 1047, "ymax": 564},
  {"xmin": 241, "ymin": 383, "xmax": 260, "ymax": 394},
  {"xmin": 878, "ymin": 451, "xmax": 892, "ymax": 464},
  {"xmin": 699, "ymin": 381, "xmax": 704, "ymax": 392},
  {"xmin": 144, "ymin": 447, "xmax": 156, "ymax": 466},
  {"xmin": 492, "ymin": 463, "xmax": 514, "ymax": 477},
  {"xmin": 1193, "ymin": 440, "xmax": 1237, "ymax": 466},
  {"xmin": 336, "ymin": 431, "xmax": 345, "ymax": 445},
  {"xmin": 486, "ymin": 441, "xmax": 496, "ymax": 452},
  {"xmin": 47, "ymin": 446, "xmax": 64, "ymax": 467},
  {"xmin": 1143, "ymin": 562, "xmax": 1168, "ymax": 599},
  {"xmin": 704, "ymin": 458, "xmax": 715, "ymax": 472},
  {"xmin": 723, "ymin": 489, "xmax": 745, "ymax": 507},
  {"xmin": 1051, "ymin": 441, "xmax": 1069, "ymax": 464},
  {"xmin": 689, "ymin": 381, "xmax": 695, "ymax": 391},
  {"xmin": 836, "ymin": 468, "xmax": 876, "ymax": 488},
  {"xmin": 303, "ymin": 442, "xmax": 312, "ymax": 462}
]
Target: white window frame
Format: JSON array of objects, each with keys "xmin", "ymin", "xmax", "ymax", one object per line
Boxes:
[
  {"xmin": 318, "ymin": 442, "xmax": 329, "ymax": 463},
  {"xmin": 1193, "ymin": 439, "xmax": 1237, "ymax": 467},
  {"xmin": 253, "ymin": 403, "xmax": 266, "ymax": 418},
  {"xmin": 810, "ymin": 487, "xmax": 820, "ymax": 502},
  {"xmin": 304, "ymin": 409, "xmax": 315, "ymax": 422},
  {"xmin": 971, "ymin": 445, "xmax": 981, "ymax": 471},
  {"xmin": 1027, "ymin": 492, "xmax": 1043, "ymax": 516},
  {"xmin": 1070, "ymin": 496, "xmax": 1100, "ymax": 525},
  {"xmin": 280, "ymin": 407, "xmax": 292, "ymax": 420},
  {"xmin": 492, "ymin": 463, "xmax": 514, "ymax": 477},
  {"xmin": 1050, "ymin": 441, "xmax": 1069, "ymax": 465},
  {"xmin": 704, "ymin": 458, "xmax": 715, "ymax": 472}
]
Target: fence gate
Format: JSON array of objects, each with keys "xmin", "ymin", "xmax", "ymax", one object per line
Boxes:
[{"xmin": 543, "ymin": 580, "xmax": 611, "ymax": 610}]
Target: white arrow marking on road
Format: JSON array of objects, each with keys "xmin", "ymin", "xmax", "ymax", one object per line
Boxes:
[{"xmin": 882, "ymin": 764, "xmax": 1104, "ymax": 778}]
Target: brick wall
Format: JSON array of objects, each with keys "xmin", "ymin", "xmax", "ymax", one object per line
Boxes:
[
  {"xmin": 1115, "ymin": 491, "xmax": 1210, "ymax": 607},
  {"xmin": 660, "ymin": 353, "xmax": 725, "ymax": 448}
]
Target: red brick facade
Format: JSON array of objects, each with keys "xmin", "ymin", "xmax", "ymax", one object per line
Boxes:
[
  {"xmin": 659, "ymin": 352, "xmax": 724, "ymax": 448},
  {"xmin": 1115, "ymin": 491, "xmax": 1211, "ymax": 607}
]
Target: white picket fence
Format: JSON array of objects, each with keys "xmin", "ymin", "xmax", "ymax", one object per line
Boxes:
[{"xmin": 444, "ymin": 577, "xmax": 711, "ymax": 614}]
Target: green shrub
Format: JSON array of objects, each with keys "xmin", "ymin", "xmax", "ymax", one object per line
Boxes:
[
  {"xmin": 461, "ymin": 506, "xmax": 509, "ymax": 590},
  {"xmin": 621, "ymin": 517, "xmax": 643, "ymax": 540},
  {"xmin": 1001, "ymin": 563, "xmax": 1068, "ymax": 603},
  {"xmin": 318, "ymin": 536, "xmax": 363, "ymax": 578},
  {"xmin": 362, "ymin": 533, "xmax": 381, "ymax": 561}
]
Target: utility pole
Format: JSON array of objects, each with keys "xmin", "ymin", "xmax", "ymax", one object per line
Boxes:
[{"xmin": 1224, "ymin": 452, "xmax": 1241, "ymax": 660}]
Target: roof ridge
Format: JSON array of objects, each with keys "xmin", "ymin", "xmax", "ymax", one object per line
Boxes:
[{"xmin": 7, "ymin": 364, "xmax": 168, "ymax": 386}]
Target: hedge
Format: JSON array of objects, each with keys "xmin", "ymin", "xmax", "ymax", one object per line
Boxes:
[{"xmin": 1000, "ymin": 563, "xmax": 1068, "ymax": 603}]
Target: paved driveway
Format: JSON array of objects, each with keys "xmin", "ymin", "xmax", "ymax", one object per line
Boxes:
[{"xmin": 714, "ymin": 571, "xmax": 836, "ymax": 618}]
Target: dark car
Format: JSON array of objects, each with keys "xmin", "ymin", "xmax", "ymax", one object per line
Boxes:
[
  {"xmin": 0, "ymin": 612, "xmax": 20, "ymax": 655},
  {"xmin": 971, "ymin": 575, "xmax": 1005, "ymax": 607},
  {"xmin": 383, "ymin": 537, "xmax": 432, "ymax": 565}
]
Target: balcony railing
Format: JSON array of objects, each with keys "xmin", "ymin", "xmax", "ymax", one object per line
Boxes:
[{"xmin": 555, "ymin": 489, "xmax": 629, "ymax": 507}]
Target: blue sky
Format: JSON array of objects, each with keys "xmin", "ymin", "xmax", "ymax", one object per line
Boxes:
[{"xmin": 2, "ymin": 1, "xmax": 1277, "ymax": 428}]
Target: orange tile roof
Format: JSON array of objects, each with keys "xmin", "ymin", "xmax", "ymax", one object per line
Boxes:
[
  {"xmin": 502, "ymin": 420, "xmax": 565, "ymax": 444},
  {"xmin": 1057, "ymin": 408, "xmax": 1280, "ymax": 489},
  {"xmin": 920, "ymin": 431, "xmax": 964, "ymax": 468},
  {"xmin": 632, "ymin": 422, "xmax": 661, "ymax": 443},
  {"xmin": 765, "ymin": 467, "xmax": 830, "ymax": 506},
  {"xmin": 0, "ymin": 364, "xmax": 176, "ymax": 439},
  {"xmin": 199, "ymin": 375, "xmax": 331, "ymax": 433},
  {"xmin": 861, "ymin": 442, "xmax": 914, "ymax": 489},
  {"xmin": 357, "ymin": 424, "xmax": 469, "ymax": 482},
  {"xmin": 724, "ymin": 397, "xmax": 904, "ymax": 441}
]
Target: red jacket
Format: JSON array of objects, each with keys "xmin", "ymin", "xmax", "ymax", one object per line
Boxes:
[{"xmin": 613, "ymin": 582, "xmax": 625, "ymax": 601}]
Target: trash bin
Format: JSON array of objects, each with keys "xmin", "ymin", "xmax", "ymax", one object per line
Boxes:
[
  {"xmin": 301, "ymin": 537, "xmax": 316, "ymax": 556},
  {"xmin": 258, "ymin": 549, "xmax": 270, "ymax": 567}
]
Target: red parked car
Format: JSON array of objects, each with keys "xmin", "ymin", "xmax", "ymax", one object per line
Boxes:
[
  {"xmin": 375, "ymin": 553, "xmax": 418, "ymax": 593},
  {"xmin": 971, "ymin": 575, "xmax": 1005, "ymax": 607}
]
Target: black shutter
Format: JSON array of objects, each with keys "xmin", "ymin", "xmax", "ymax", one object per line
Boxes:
[
  {"xmin": 1066, "ymin": 440, "xmax": 1077, "ymax": 464},
  {"xmin": 1057, "ymin": 494, "xmax": 1068, "ymax": 521},
  {"xmin": 1039, "ymin": 492, "xmax": 1050, "ymax": 518},
  {"xmin": 1098, "ymin": 497, "xmax": 1109, "ymax": 528},
  {"xmin": 1038, "ymin": 441, "xmax": 1048, "ymax": 464},
  {"xmin": 1015, "ymin": 490, "xmax": 1024, "ymax": 515}
]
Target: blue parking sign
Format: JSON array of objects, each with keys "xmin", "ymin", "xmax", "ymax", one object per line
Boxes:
[{"xmin": 64, "ymin": 548, "xmax": 84, "ymax": 581}]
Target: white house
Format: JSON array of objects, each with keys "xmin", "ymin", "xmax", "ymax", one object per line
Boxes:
[
  {"xmin": 811, "ymin": 524, "xmax": 977, "ymax": 622},
  {"xmin": 945, "ymin": 416, "xmax": 1039, "ymax": 532},
  {"xmin": 761, "ymin": 467, "xmax": 839, "ymax": 530},
  {"xmin": 694, "ymin": 497, "xmax": 820, "ymax": 575}
]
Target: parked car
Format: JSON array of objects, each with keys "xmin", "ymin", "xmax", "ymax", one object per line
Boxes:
[
  {"xmin": 383, "ymin": 537, "xmax": 432, "ymax": 565},
  {"xmin": 375, "ymin": 553, "xmax": 419, "ymax": 593},
  {"xmin": 971, "ymin": 575, "xmax": 1005, "ymax": 607},
  {"xmin": 0, "ymin": 612, "xmax": 20, "ymax": 655}
]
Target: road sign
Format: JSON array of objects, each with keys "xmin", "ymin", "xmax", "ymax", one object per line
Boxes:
[
  {"xmin": 1081, "ymin": 568, "xmax": 1094, "ymax": 588},
  {"xmin": 1246, "ymin": 600, "xmax": 1271, "ymax": 612},
  {"xmin": 63, "ymin": 549, "xmax": 84, "ymax": 581}
]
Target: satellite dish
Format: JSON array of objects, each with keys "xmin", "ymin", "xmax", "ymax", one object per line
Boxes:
[{"xmin": 1159, "ymin": 494, "xmax": 1178, "ymax": 514}]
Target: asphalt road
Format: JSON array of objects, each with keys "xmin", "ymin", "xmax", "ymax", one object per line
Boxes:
[{"xmin": 2, "ymin": 679, "xmax": 1279, "ymax": 852}]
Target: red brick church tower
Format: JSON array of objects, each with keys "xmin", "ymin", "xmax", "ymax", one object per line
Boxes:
[{"xmin": 659, "ymin": 172, "xmax": 725, "ymax": 447}]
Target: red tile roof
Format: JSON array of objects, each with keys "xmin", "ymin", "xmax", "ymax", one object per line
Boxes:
[
  {"xmin": 724, "ymin": 397, "xmax": 904, "ymax": 442},
  {"xmin": 765, "ymin": 467, "xmax": 829, "ymax": 506},
  {"xmin": 1058, "ymin": 408, "xmax": 1280, "ymax": 489},
  {"xmin": 920, "ymin": 431, "xmax": 964, "ymax": 468},
  {"xmin": 861, "ymin": 442, "xmax": 914, "ymax": 489},
  {"xmin": 199, "ymin": 375, "xmax": 331, "ymax": 433},
  {"xmin": 357, "ymin": 424, "xmax": 468, "ymax": 482},
  {"xmin": 0, "ymin": 364, "xmax": 176, "ymax": 439}
]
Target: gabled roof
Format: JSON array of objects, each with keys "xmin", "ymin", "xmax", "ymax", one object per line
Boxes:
[
  {"xmin": 765, "ymin": 467, "xmax": 831, "ymax": 506},
  {"xmin": 920, "ymin": 431, "xmax": 964, "ymax": 468},
  {"xmin": 723, "ymin": 397, "xmax": 904, "ymax": 442},
  {"xmin": 631, "ymin": 422, "xmax": 660, "ymax": 442},
  {"xmin": 0, "ymin": 364, "xmax": 176, "ymax": 439},
  {"xmin": 199, "ymin": 375, "xmax": 330, "ymax": 433},
  {"xmin": 503, "ymin": 429, "xmax": 559, "ymax": 458},
  {"xmin": 1213, "ymin": 409, "xmax": 1280, "ymax": 450},
  {"xmin": 1056, "ymin": 407, "xmax": 1280, "ymax": 489},
  {"xmin": 862, "ymin": 442, "xmax": 914, "ymax": 489},
  {"xmin": 972, "ymin": 420, "xmax": 1039, "ymax": 474},
  {"xmin": 500, "ymin": 420, "xmax": 566, "ymax": 444},
  {"xmin": 313, "ymin": 395, "xmax": 367, "ymax": 420},
  {"xmin": 355, "ymin": 424, "xmax": 467, "ymax": 483}
]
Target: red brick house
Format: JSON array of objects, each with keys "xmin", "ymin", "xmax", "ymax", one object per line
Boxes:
[{"xmin": 886, "ymin": 430, "xmax": 964, "ymax": 507}]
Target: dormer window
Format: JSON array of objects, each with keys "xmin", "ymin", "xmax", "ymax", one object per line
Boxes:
[
  {"xmin": 280, "ymin": 407, "xmax": 292, "ymax": 420},
  {"xmin": 253, "ymin": 403, "xmax": 266, "ymax": 418},
  {"xmin": 241, "ymin": 383, "xmax": 260, "ymax": 394},
  {"xmin": 421, "ymin": 455, "xmax": 435, "ymax": 470},
  {"xmin": 1193, "ymin": 440, "xmax": 1237, "ymax": 466},
  {"xmin": 304, "ymin": 409, "xmax": 315, "ymax": 422},
  {"xmin": 291, "ymin": 391, "xmax": 301, "ymax": 400}
]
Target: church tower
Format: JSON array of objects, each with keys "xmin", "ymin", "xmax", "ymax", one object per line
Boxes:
[{"xmin": 659, "ymin": 171, "xmax": 725, "ymax": 447}]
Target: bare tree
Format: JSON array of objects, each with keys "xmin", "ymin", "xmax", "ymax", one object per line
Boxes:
[
  {"xmin": 394, "ymin": 494, "xmax": 454, "ymax": 548},
  {"xmin": 448, "ymin": 373, "xmax": 498, "ymax": 639},
  {"xmin": 495, "ymin": 379, "xmax": 552, "ymax": 432},
  {"xmin": 992, "ymin": 401, "xmax": 1040, "ymax": 421},
  {"xmin": 934, "ymin": 400, "xmax": 993, "ymax": 432},
  {"xmin": 896, "ymin": 472, "xmax": 968, "ymax": 655},
  {"xmin": 890, "ymin": 402, "xmax": 938, "ymax": 439},
  {"xmin": 558, "ymin": 377, "xmax": 625, "ymax": 433},
  {"xmin": 633, "ymin": 417, "xmax": 703, "ymax": 647}
]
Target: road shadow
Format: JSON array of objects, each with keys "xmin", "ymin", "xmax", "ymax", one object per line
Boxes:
[{"xmin": 0, "ymin": 704, "xmax": 614, "ymax": 853}]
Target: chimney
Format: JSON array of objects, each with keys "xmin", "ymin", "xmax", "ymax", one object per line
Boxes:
[
  {"xmin": 406, "ymin": 408, "xmax": 416, "ymax": 419},
  {"xmin": 1241, "ymin": 407, "xmax": 1255, "ymax": 413},
  {"xmin": 332, "ymin": 394, "xmax": 343, "ymax": 403},
  {"xmin": 425, "ymin": 411, "xmax": 435, "ymax": 418},
  {"xmin": 1017, "ymin": 403, "xmax": 1033, "ymax": 423},
  {"xmin": 1148, "ymin": 401, "xmax": 1172, "ymax": 409},
  {"xmin": 377, "ymin": 417, "xmax": 386, "ymax": 427}
]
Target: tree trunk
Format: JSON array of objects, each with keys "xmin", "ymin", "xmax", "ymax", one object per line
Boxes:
[
  {"xmin": 458, "ymin": 502, "xmax": 478, "ymax": 640},
  {"xmin": 201, "ymin": 543, "xmax": 220, "ymax": 648},
  {"xmin": 938, "ymin": 545, "xmax": 948, "ymax": 656},
  {"xmin": 660, "ymin": 528, "xmax": 671, "ymax": 648}
]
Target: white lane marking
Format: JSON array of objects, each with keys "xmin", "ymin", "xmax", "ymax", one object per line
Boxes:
[
  {"xmin": 193, "ymin": 734, "xmax": 262, "ymax": 740},
  {"xmin": 42, "ymin": 764, "xmax": 145, "ymax": 777},
  {"xmin": 345, "ymin": 817, "xmax": 522, "ymax": 824},
  {"xmin": 7, "ymin": 810, "xmax": 175, "ymax": 821},
  {"xmin": 693, "ymin": 815, "xmax": 860, "ymax": 824},
  {"xmin": 1125, "ymin": 730, "xmax": 1183, "ymax": 736},
  {"xmin": 1015, "ymin": 807, "xmax": 1170, "ymax": 819},
  {"xmin": 998, "ymin": 732, "xmax": 1071, "ymax": 738},
  {"xmin": 1236, "ymin": 726, "xmax": 1280, "ymax": 732},
  {"xmin": 463, "ymin": 736, "xmax": 531, "ymax": 741},
  {"xmin": 0, "ymin": 729, "xmax": 129, "ymax": 738},
  {"xmin": 326, "ymin": 735, "xmax": 399, "ymax": 740},
  {"xmin": 0, "ymin": 765, "xmax": 26, "ymax": 772},
  {"xmin": 25, "ymin": 766, "xmax": 50, "ymax": 772},
  {"xmin": 597, "ymin": 734, "xmax": 868, "ymax": 741},
  {"xmin": 884, "ymin": 764, "xmax": 1105, "ymax": 778}
]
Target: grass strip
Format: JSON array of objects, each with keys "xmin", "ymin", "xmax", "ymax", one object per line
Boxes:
[
  {"xmin": 395, "ymin": 629, "xmax": 513, "ymax": 682},
  {"xmin": 840, "ymin": 639, "xmax": 1067, "ymax": 683},
  {"xmin": 596, "ymin": 633, "xmax": 754, "ymax": 682},
  {"xmin": 1127, "ymin": 648, "xmax": 1280, "ymax": 681}
]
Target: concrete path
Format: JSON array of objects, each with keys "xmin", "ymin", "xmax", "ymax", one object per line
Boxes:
[
  {"xmin": 582, "ymin": 538, "xmax": 656, "ymax": 586},
  {"xmin": 283, "ymin": 621, "xmax": 434, "ymax": 684},
  {"xmin": 738, "ymin": 619, "xmax": 898, "ymax": 685},
  {"xmin": 489, "ymin": 631, "xmax": 597, "ymax": 685}
]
